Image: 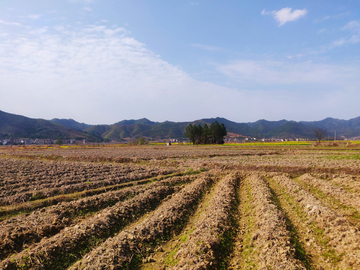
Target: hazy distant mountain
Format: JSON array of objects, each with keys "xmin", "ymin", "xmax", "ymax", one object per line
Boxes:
[
  {"xmin": 247, "ymin": 119, "xmax": 289, "ymax": 134},
  {"xmin": 301, "ymin": 116, "xmax": 360, "ymax": 137},
  {"xmin": 51, "ymin": 118, "xmax": 92, "ymax": 131},
  {"xmin": 84, "ymin": 121, "xmax": 187, "ymax": 141},
  {"xmin": 114, "ymin": 118, "xmax": 158, "ymax": 126},
  {"xmin": 79, "ymin": 117, "xmax": 314, "ymax": 140},
  {"xmin": 0, "ymin": 110, "xmax": 99, "ymax": 141},
  {"xmin": 2, "ymin": 109, "xmax": 360, "ymax": 141},
  {"xmin": 268, "ymin": 121, "xmax": 314, "ymax": 138},
  {"xmin": 200, "ymin": 117, "xmax": 260, "ymax": 137},
  {"xmin": 46, "ymin": 115, "xmax": 360, "ymax": 140}
]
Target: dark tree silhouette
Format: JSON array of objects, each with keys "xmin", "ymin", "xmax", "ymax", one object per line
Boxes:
[
  {"xmin": 184, "ymin": 121, "xmax": 227, "ymax": 145},
  {"xmin": 313, "ymin": 128, "xmax": 327, "ymax": 143}
]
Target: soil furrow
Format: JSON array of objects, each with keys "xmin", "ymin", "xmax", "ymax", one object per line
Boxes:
[
  {"xmin": 0, "ymin": 175, "xmax": 195, "ymax": 260},
  {"xmin": 230, "ymin": 174, "xmax": 306, "ymax": 269},
  {"xmin": 228, "ymin": 172, "xmax": 256, "ymax": 269},
  {"xmin": 298, "ymin": 174, "xmax": 360, "ymax": 209},
  {"xmin": 0, "ymin": 185, "xmax": 179, "ymax": 270},
  {"xmin": 69, "ymin": 174, "xmax": 213, "ymax": 270},
  {"xmin": 269, "ymin": 174, "xmax": 360, "ymax": 269},
  {"xmin": 330, "ymin": 175, "xmax": 360, "ymax": 194},
  {"xmin": 167, "ymin": 173, "xmax": 239, "ymax": 269},
  {"xmin": 0, "ymin": 172, "xmax": 190, "ymax": 221},
  {"xmin": 139, "ymin": 172, "xmax": 228, "ymax": 269},
  {"xmin": 295, "ymin": 173, "xmax": 360, "ymax": 227},
  {"xmin": 0, "ymin": 158, "xmax": 175, "ymax": 205}
]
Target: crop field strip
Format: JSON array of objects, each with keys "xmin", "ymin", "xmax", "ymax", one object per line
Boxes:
[
  {"xmin": 0, "ymin": 172, "xmax": 200, "ymax": 270},
  {"xmin": 148, "ymin": 172, "xmax": 239, "ymax": 269},
  {"xmin": 1, "ymin": 145, "xmax": 360, "ymax": 269},
  {"xmin": 268, "ymin": 174, "xmax": 360, "ymax": 269},
  {"xmin": 0, "ymin": 175, "xmax": 150, "ymax": 220},
  {"xmin": 68, "ymin": 173, "xmax": 214, "ymax": 269},
  {"xmin": 0, "ymin": 174, "xmax": 197, "ymax": 260},
  {"xmin": 228, "ymin": 174, "xmax": 307, "ymax": 269},
  {"xmin": 0, "ymin": 146, "xmax": 280, "ymax": 161},
  {"xmin": 294, "ymin": 174, "xmax": 360, "ymax": 227},
  {"xmin": 137, "ymin": 171, "xmax": 234, "ymax": 269},
  {"xmin": 0, "ymin": 158, "xmax": 176, "ymax": 205},
  {"xmin": 0, "ymin": 171, "xmax": 188, "ymax": 221}
]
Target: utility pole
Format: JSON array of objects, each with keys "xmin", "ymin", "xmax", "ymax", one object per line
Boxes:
[{"xmin": 334, "ymin": 130, "xmax": 336, "ymax": 141}]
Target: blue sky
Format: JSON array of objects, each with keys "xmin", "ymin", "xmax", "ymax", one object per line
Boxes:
[{"xmin": 0, "ymin": 0, "xmax": 359, "ymax": 124}]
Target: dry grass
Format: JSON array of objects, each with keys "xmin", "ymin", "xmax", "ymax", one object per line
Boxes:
[{"xmin": 1, "ymin": 144, "xmax": 360, "ymax": 269}]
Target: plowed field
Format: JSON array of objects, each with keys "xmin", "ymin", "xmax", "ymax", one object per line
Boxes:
[{"xmin": 1, "ymin": 144, "xmax": 360, "ymax": 269}]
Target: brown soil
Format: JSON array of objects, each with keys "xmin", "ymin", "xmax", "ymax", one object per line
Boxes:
[
  {"xmin": 69, "ymin": 174, "xmax": 213, "ymax": 269},
  {"xmin": 1, "ymin": 144, "xmax": 360, "ymax": 269}
]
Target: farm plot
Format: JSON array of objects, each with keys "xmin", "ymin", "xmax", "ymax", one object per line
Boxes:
[
  {"xmin": 295, "ymin": 173, "xmax": 360, "ymax": 227},
  {"xmin": 69, "ymin": 173, "xmax": 214, "ymax": 269},
  {"xmin": 229, "ymin": 173, "xmax": 307, "ymax": 269},
  {"xmin": 0, "ymin": 158, "xmax": 176, "ymax": 205},
  {"xmin": 0, "ymin": 173, "xmax": 199, "ymax": 269},
  {"xmin": 268, "ymin": 174, "xmax": 360, "ymax": 269},
  {"xmin": 1, "ymin": 145, "xmax": 279, "ymax": 160},
  {"xmin": 0, "ymin": 174, "xmax": 196, "ymax": 260},
  {"xmin": 1, "ymin": 145, "xmax": 360, "ymax": 269}
]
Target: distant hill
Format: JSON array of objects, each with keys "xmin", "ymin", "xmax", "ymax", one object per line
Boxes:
[
  {"xmin": 201, "ymin": 118, "xmax": 260, "ymax": 137},
  {"xmin": 247, "ymin": 119, "xmax": 289, "ymax": 134},
  {"xmin": 75, "ymin": 117, "xmax": 325, "ymax": 140},
  {"xmin": 0, "ymin": 110, "xmax": 100, "ymax": 141},
  {"xmin": 51, "ymin": 118, "xmax": 92, "ymax": 131},
  {"xmin": 268, "ymin": 121, "xmax": 314, "ymax": 139},
  {"xmin": 43, "ymin": 115, "xmax": 360, "ymax": 140},
  {"xmin": 301, "ymin": 117, "xmax": 360, "ymax": 138},
  {"xmin": 84, "ymin": 121, "xmax": 188, "ymax": 141},
  {"xmin": 114, "ymin": 118, "xmax": 158, "ymax": 126},
  {"xmin": 2, "ymin": 110, "xmax": 360, "ymax": 141}
]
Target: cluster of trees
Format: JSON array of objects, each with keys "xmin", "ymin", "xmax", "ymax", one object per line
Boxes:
[
  {"xmin": 184, "ymin": 121, "xmax": 227, "ymax": 145},
  {"xmin": 129, "ymin": 137, "xmax": 149, "ymax": 145}
]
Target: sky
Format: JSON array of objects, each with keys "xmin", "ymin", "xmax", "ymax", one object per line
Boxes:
[{"xmin": 0, "ymin": 0, "xmax": 359, "ymax": 124}]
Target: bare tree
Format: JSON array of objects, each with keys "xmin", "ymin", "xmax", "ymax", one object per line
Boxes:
[{"xmin": 313, "ymin": 128, "xmax": 327, "ymax": 143}]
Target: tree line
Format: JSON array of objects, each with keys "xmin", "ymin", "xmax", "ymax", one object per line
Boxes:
[{"xmin": 184, "ymin": 121, "xmax": 227, "ymax": 145}]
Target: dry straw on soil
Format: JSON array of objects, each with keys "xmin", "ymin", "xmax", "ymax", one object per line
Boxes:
[
  {"xmin": 1, "ymin": 185, "xmax": 179, "ymax": 269},
  {"xmin": 70, "ymin": 174, "xmax": 213, "ymax": 269},
  {"xmin": 169, "ymin": 173, "xmax": 239, "ymax": 269},
  {"xmin": 2, "ymin": 145, "xmax": 360, "ymax": 269},
  {"xmin": 272, "ymin": 174, "xmax": 360, "ymax": 269}
]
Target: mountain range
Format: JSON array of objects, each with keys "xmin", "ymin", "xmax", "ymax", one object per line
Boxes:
[
  {"xmin": 1, "ymin": 110, "xmax": 360, "ymax": 141},
  {"xmin": 0, "ymin": 111, "xmax": 98, "ymax": 141}
]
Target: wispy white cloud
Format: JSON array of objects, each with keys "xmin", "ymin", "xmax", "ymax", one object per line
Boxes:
[
  {"xmin": 190, "ymin": 2, "xmax": 199, "ymax": 6},
  {"xmin": 313, "ymin": 15, "xmax": 330, "ymax": 24},
  {"xmin": 0, "ymin": 22, "xmax": 359, "ymax": 123},
  {"xmin": 342, "ymin": 20, "xmax": 360, "ymax": 31},
  {"xmin": 0, "ymin": 24, "xmax": 239, "ymax": 123},
  {"xmin": 53, "ymin": 25, "xmax": 66, "ymax": 32},
  {"xmin": 21, "ymin": 14, "xmax": 42, "ymax": 20},
  {"xmin": 262, "ymin": 7, "xmax": 308, "ymax": 26},
  {"xmin": 0, "ymin": 19, "xmax": 22, "ymax": 26},
  {"xmin": 217, "ymin": 60, "xmax": 360, "ymax": 87},
  {"xmin": 313, "ymin": 12, "xmax": 349, "ymax": 24},
  {"xmin": 83, "ymin": 6, "xmax": 92, "ymax": 12},
  {"xmin": 191, "ymin": 43, "xmax": 223, "ymax": 51},
  {"xmin": 28, "ymin": 26, "xmax": 48, "ymax": 35},
  {"xmin": 332, "ymin": 20, "xmax": 360, "ymax": 47}
]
